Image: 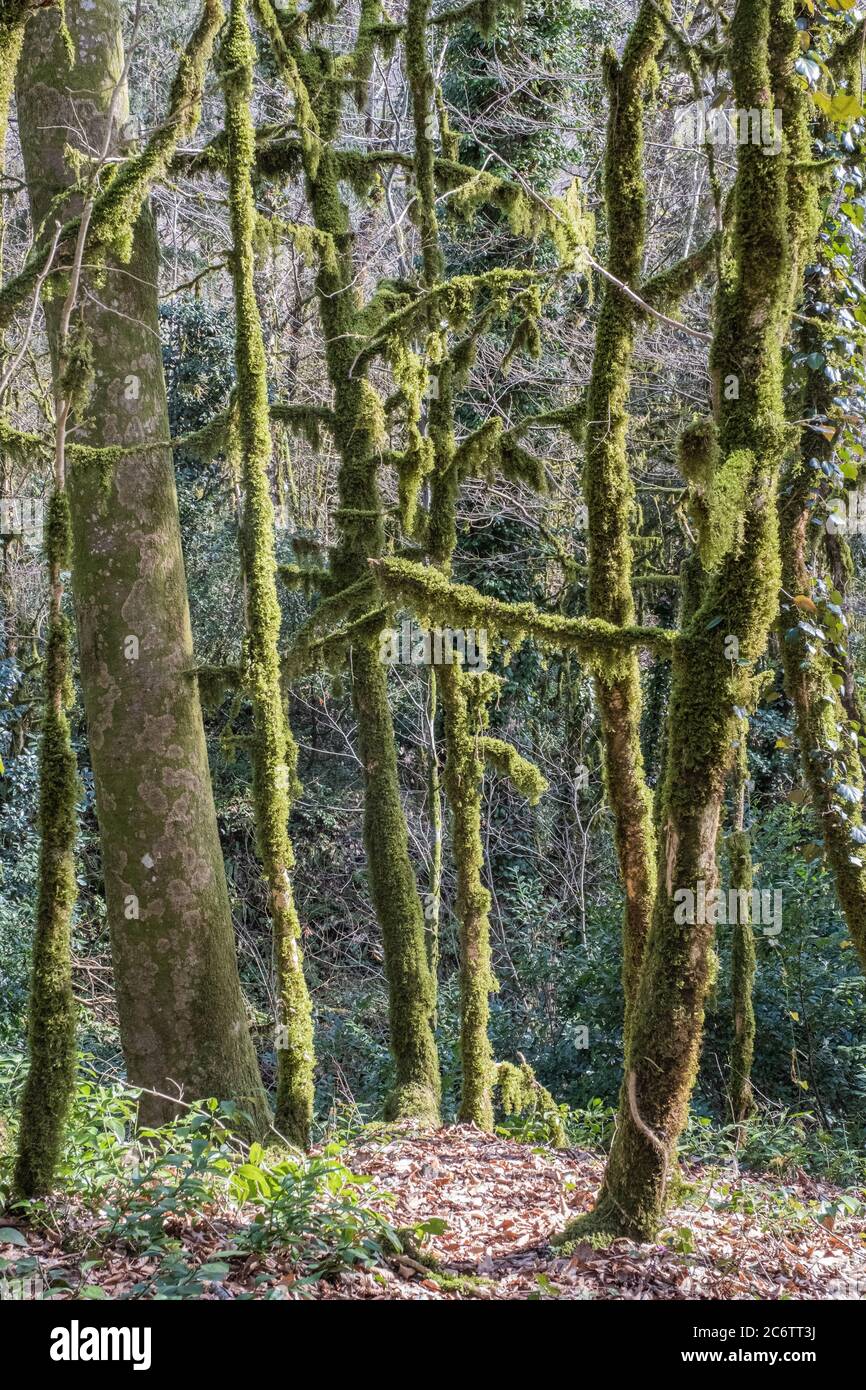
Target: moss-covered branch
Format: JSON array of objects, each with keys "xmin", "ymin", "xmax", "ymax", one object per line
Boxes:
[
  {"xmin": 371, "ymin": 558, "xmax": 678, "ymax": 668},
  {"xmin": 481, "ymin": 736, "xmax": 547, "ymax": 804}
]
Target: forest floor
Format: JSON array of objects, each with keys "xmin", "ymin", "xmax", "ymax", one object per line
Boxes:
[
  {"xmin": 314, "ymin": 1126, "xmax": 866, "ymax": 1300},
  {"xmin": 2, "ymin": 1124, "xmax": 864, "ymax": 1300}
]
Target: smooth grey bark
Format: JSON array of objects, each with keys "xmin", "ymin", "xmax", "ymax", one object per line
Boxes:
[{"xmin": 15, "ymin": 0, "xmax": 269, "ymax": 1130}]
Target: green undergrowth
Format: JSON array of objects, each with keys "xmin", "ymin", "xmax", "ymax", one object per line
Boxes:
[
  {"xmin": 0, "ymin": 1062, "xmax": 405, "ymax": 1299},
  {"xmin": 1, "ymin": 1059, "xmax": 861, "ymax": 1295}
]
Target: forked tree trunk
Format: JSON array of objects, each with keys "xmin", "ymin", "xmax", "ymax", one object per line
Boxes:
[{"xmin": 564, "ymin": 0, "xmax": 815, "ymax": 1241}]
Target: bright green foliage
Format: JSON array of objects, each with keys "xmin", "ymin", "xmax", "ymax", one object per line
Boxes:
[{"xmin": 221, "ymin": 0, "xmax": 314, "ymax": 1148}]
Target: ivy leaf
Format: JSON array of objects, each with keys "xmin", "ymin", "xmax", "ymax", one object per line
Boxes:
[{"xmin": 814, "ymin": 90, "xmax": 866, "ymax": 123}]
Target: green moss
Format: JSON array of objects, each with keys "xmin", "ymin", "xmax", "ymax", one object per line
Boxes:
[
  {"xmin": 221, "ymin": 0, "xmax": 315, "ymax": 1149},
  {"xmin": 439, "ymin": 663, "xmax": 495, "ymax": 1128},
  {"xmin": 677, "ymin": 416, "xmax": 718, "ymax": 486},
  {"xmin": 371, "ymin": 558, "xmax": 677, "ymax": 673},
  {"xmin": 481, "ymin": 736, "xmax": 547, "ymax": 805},
  {"xmin": 250, "ymin": 0, "xmax": 322, "ymax": 178},
  {"xmin": 697, "ymin": 448, "xmax": 755, "ymax": 571},
  {"xmin": 0, "ymin": 2, "xmax": 27, "ymax": 168},
  {"xmin": 495, "ymin": 1059, "xmax": 564, "ymax": 1145},
  {"xmin": 577, "ymin": 0, "xmax": 670, "ymax": 1044},
  {"xmin": 728, "ymin": 826, "xmax": 756, "ymax": 1122},
  {"xmin": 14, "ymin": 487, "xmax": 79, "ymax": 1198},
  {"xmin": 1, "ymin": 0, "xmax": 223, "ymax": 331},
  {"xmin": 581, "ymin": 0, "xmax": 819, "ymax": 1244}
]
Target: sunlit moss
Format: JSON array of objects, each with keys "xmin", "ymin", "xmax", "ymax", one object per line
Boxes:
[{"xmin": 221, "ymin": 0, "xmax": 315, "ymax": 1148}]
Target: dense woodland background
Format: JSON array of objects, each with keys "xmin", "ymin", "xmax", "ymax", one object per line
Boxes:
[{"xmin": 0, "ymin": 0, "xmax": 865, "ymax": 1300}]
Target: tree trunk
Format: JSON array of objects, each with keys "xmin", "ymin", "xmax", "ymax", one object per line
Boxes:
[
  {"xmin": 728, "ymin": 784, "xmax": 756, "ymax": 1124},
  {"xmin": 16, "ymin": 0, "xmax": 269, "ymax": 1131},
  {"xmin": 251, "ymin": 0, "xmax": 441, "ymax": 1122},
  {"xmin": 220, "ymin": 0, "xmax": 315, "ymax": 1148},
  {"xmin": 578, "ymin": 2, "xmax": 667, "ymax": 1031},
  {"xmin": 564, "ymin": 0, "xmax": 813, "ymax": 1241}
]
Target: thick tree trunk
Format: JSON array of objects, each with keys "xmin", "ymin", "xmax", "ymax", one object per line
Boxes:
[{"xmin": 16, "ymin": 0, "xmax": 269, "ymax": 1131}]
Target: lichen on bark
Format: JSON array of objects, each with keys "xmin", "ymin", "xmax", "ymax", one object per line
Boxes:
[{"xmin": 17, "ymin": 0, "xmax": 270, "ymax": 1134}]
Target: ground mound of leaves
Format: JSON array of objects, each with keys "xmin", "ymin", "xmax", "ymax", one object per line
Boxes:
[
  {"xmin": 2, "ymin": 1125, "xmax": 863, "ymax": 1300},
  {"xmin": 314, "ymin": 1127, "xmax": 866, "ymax": 1300}
]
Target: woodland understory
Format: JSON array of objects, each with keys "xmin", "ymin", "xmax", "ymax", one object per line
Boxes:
[{"xmin": 1, "ymin": 0, "xmax": 866, "ymax": 1303}]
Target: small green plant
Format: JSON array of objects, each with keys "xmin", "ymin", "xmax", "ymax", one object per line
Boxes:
[{"xmin": 0, "ymin": 1065, "xmax": 401, "ymax": 1297}]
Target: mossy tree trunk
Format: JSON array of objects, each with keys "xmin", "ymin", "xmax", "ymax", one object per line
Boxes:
[
  {"xmin": 440, "ymin": 665, "xmax": 496, "ymax": 1129},
  {"xmin": 253, "ymin": 0, "xmax": 441, "ymax": 1123},
  {"xmin": 775, "ymin": 66, "xmax": 866, "ymax": 977},
  {"xmin": 405, "ymin": 0, "xmax": 496, "ymax": 1126},
  {"xmin": 9, "ymin": 0, "xmax": 77, "ymax": 1198},
  {"xmin": 425, "ymin": 665, "xmax": 442, "ymax": 1006},
  {"xmin": 220, "ymin": 0, "xmax": 314, "ymax": 1148},
  {"xmin": 778, "ymin": 474, "xmax": 866, "ymax": 974},
  {"xmin": 568, "ymin": 0, "xmax": 815, "ymax": 1241},
  {"xmin": 13, "ymin": 493, "xmax": 78, "ymax": 1197},
  {"xmin": 576, "ymin": 1, "xmax": 667, "ymax": 1031},
  {"xmin": 728, "ymin": 767, "xmax": 756, "ymax": 1124},
  {"xmin": 16, "ymin": 0, "xmax": 270, "ymax": 1132}
]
